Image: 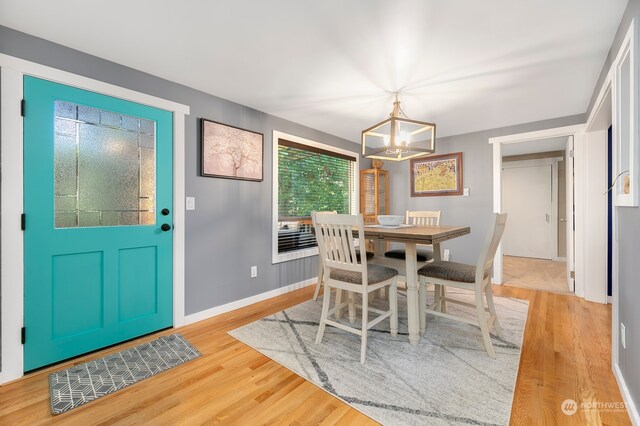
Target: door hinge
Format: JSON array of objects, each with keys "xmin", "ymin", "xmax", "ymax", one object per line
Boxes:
[
  {"xmin": 21, "ymin": 213, "xmax": 26, "ymax": 231},
  {"xmin": 21, "ymin": 327, "xmax": 26, "ymax": 345},
  {"xmin": 20, "ymin": 99, "xmax": 25, "ymax": 117},
  {"xmin": 569, "ymin": 149, "xmax": 574, "ymax": 158}
]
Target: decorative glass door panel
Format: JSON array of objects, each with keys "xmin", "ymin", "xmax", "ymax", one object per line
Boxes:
[{"xmin": 54, "ymin": 101, "xmax": 156, "ymax": 227}]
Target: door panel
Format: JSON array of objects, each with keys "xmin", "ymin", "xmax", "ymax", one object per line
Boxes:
[
  {"xmin": 52, "ymin": 251, "xmax": 104, "ymax": 337},
  {"xmin": 118, "ymin": 246, "xmax": 158, "ymax": 322},
  {"xmin": 502, "ymin": 164, "xmax": 553, "ymax": 259},
  {"xmin": 24, "ymin": 76, "xmax": 173, "ymax": 371}
]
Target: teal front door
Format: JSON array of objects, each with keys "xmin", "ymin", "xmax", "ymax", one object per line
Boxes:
[{"xmin": 23, "ymin": 76, "xmax": 174, "ymax": 371}]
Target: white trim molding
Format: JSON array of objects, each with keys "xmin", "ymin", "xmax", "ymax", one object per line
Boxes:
[
  {"xmin": 271, "ymin": 130, "xmax": 360, "ymax": 264},
  {"xmin": 612, "ymin": 18, "xmax": 639, "ymax": 207},
  {"xmin": 488, "ymin": 124, "xmax": 586, "ymax": 286},
  {"xmin": 0, "ymin": 54, "xmax": 189, "ymax": 384},
  {"xmin": 184, "ymin": 277, "xmax": 317, "ymax": 325},
  {"xmin": 613, "ymin": 364, "xmax": 640, "ymax": 425}
]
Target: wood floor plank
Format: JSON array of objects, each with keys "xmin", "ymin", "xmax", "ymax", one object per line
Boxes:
[{"xmin": 0, "ymin": 284, "xmax": 631, "ymax": 425}]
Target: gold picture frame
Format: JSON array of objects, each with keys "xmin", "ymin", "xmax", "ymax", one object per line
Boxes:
[{"xmin": 410, "ymin": 152, "xmax": 463, "ymax": 197}]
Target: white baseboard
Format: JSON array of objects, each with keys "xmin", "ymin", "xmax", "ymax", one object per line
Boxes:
[
  {"xmin": 183, "ymin": 277, "xmax": 317, "ymax": 326},
  {"xmin": 608, "ymin": 296, "xmax": 613, "ymax": 304},
  {"xmin": 613, "ymin": 363, "xmax": 640, "ymax": 425}
]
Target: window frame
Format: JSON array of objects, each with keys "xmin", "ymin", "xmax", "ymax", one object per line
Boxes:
[{"xmin": 272, "ymin": 130, "xmax": 359, "ymax": 264}]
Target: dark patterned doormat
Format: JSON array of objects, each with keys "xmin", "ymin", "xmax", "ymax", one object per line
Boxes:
[{"xmin": 49, "ymin": 334, "xmax": 201, "ymax": 414}]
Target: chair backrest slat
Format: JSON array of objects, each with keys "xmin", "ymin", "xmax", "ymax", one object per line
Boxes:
[
  {"xmin": 475, "ymin": 213, "xmax": 508, "ymax": 285},
  {"xmin": 312, "ymin": 213, "xmax": 368, "ymax": 283},
  {"xmin": 406, "ymin": 210, "xmax": 441, "ymax": 250},
  {"xmin": 406, "ymin": 210, "xmax": 441, "ymax": 226}
]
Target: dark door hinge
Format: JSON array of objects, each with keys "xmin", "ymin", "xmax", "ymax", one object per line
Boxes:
[
  {"xmin": 21, "ymin": 327, "xmax": 26, "ymax": 345},
  {"xmin": 21, "ymin": 213, "xmax": 25, "ymax": 231},
  {"xmin": 20, "ymin": 99, "xmax": 25, "ymax": 117}
]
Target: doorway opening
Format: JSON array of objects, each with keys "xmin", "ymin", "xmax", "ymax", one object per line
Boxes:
[{"xmin": 501, "ymin": 137, "xmax": 573, "ymax": 293}]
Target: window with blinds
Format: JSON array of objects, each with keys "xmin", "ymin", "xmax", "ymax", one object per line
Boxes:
[{"xmin": 277, "ymin": 138, "xmax": 357, "ymax": 255}]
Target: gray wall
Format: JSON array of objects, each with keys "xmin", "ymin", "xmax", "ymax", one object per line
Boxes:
[
  {"xmin": 588, "ymin": 0, "xmax": 640, "ymax": 412},
  {"xmin": 0, "ymin": 25, "xmax": 360, "ymax": 316},
  {"xmin": 377, "ymin": 115, "xmax": 583, "ymax": 265}
]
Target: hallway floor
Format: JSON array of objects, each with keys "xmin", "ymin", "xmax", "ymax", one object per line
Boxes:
[{"xmin": 503, "ymin": 255, "xmax": 570, "ymax": 293}]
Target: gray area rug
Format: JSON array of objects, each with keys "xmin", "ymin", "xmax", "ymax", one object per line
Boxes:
[
  {"xmin": 229, "ymin": 289, "xmax": 528, "ymax": 425},
  {"xmin": 49, "ymin": 333, "xmax": 201, "ymax": 414}
]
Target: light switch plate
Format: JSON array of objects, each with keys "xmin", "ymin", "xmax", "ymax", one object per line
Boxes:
[
  {"xmin": 621, "ymin": 323, "xmax": 626, "ymax": 349},
  {"xmin": 250, "ymin": 266, "xmax": 258, "ymax": 278},
  {"xmin": 186, "ymin": 197, "xmax": 196, "ymax": 211}
]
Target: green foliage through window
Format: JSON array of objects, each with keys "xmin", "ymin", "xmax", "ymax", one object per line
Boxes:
[{"xmin": 278, "ymin": 144, "xmax": 354, "ymax": 219}]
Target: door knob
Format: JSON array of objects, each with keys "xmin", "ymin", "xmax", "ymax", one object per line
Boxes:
[
  {"xmin": 560, "ymin": 218, "xmax": 567, "ymax": 222},
  {"xmin": 161, "ymin": 208, "xmax": 170, "ymax": 216},
  {"xmin": 161, "ymin": 223, "xmax": 172, "ymax": 232}
]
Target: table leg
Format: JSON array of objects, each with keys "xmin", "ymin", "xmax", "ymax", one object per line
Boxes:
[
  {"xmin": 405, "ymin": 242, "xmax": 420, "ymax": 345},
  {"xmin": 433, "ymin": 242, "xmax": 446, "ymax": 313}
]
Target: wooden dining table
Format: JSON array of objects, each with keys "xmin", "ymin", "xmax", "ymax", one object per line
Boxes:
[{"xmin": 357, "ymin": 224, "xmax": 471, "ymax": 345}]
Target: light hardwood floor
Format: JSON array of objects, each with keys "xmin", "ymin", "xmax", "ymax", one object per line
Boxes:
[
  {"xmin": 503, "ymin": 255, "xmax": 570, "ymax": 293},
  {"xmin": 0, "ymin": 285, "xmax": 630, "ymax": 425}
]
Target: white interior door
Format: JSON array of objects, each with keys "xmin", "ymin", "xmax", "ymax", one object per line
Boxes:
[{"xmin": 502, "ymin": 164, "xmax": 554, "ymax": 259}]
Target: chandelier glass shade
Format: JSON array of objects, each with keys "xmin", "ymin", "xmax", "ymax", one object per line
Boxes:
[{"xmin": 361, "ymin": 96, "xmax": 436, "ymax": 161}]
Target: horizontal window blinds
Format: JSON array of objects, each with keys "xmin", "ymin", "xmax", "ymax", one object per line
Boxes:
[{"xmin": 277, "ymin": 139, "xmax": 355, "ymax": 254}]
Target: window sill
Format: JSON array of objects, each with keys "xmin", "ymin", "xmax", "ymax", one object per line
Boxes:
[{"xmin": 272, "ymin": 246, "xmax": 319, "ymax": 264}]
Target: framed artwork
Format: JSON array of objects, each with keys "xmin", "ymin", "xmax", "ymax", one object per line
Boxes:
[
  {"xmin": 201, "ymin": 119, "xmax": 263, "ymax": 181},
  {"xmin": 410, "ymin": 152, "xmax": 463, "ymax": 197}
]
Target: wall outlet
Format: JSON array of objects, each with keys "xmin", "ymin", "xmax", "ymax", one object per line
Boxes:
[
  {"xmin": 621, "ymin": 323, "xmax": 626, "ymax": 349},
  {"xmin": 463, "ymin": 188, "xmax": 470, "ymax": 197},
  {"xmin": 250, "ymin": 266, "xmax": 258, "ymax": 278},
  {"xmin": 186, "ymin": 196, "xmax": 196, "ymax": 211},
  {"xmin": 443, "ymin": 249, "xmax": 451, "ymax": 261}
]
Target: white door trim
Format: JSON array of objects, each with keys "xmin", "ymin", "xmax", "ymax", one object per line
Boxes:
[
  {"xmin": 565, "ymin": 136, "xmax": 575, "ymax": 291},
  {"xmin": 489, "ymin": 124, "xmax": 585, "ymax": 285},
  {"xmin": 0, "ymin": 53, "xmax": 190, "ymax": 384}
]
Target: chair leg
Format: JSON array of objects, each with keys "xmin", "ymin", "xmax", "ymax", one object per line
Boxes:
[
  {"xmin": 441, "ymin": 286, "xmax": 447, "ymax": 313},
  {"xmin": 360, "ymin": 292, "xmax": 369, "ymax": 364},
  {"xmin": 348, "ymin": 291, "xmax": 356, "ymax": 324},
  {"xmin": 485, "ymin": 284, "xmax": 503, "ymax": 337},
  {"xmin": 418, "ymin": 277, "xmax": 427, "ymax": 335},
  {"xmin": 434, "ymin": 285, "xmax": 442, "ymax": 311},
  {"xmin": 334, "ymin": 289, "xmax": 343, "ymax": 319},
  {"xmin": 316, "ymin": 284, "xmax": 331, "ymax": 344},
  {"xmin": 390, "ymin": 279, "xmax": 398, "ymax": 337},
  {"xmin": 312, "ymin": 265, "xmax": 324, "ymax": 301},
  {"xmin": 476, "ymin": 292, "xmax": 496, "ymax": 358}
]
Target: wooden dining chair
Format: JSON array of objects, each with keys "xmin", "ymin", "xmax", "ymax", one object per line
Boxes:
[
  {"xmin": 313, "ymin": 213, "xmax": 398, "ymax": 364},
  {"xmin": 380, "ymin": 210, "xmax": 441, "ymax": 275},
  {"xmin": 371, "ymin": 210, "xmax": 441, "ymax": 302},
  {"xmin": 417, "ymin": 213, "xmax": 508, "ymax": 358},
  {"xmin": 312, "ymin": 211, "xmax": 374, "ymax": 303}
]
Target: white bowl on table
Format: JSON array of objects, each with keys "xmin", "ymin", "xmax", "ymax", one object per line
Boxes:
[{"xmin": 377, "ymin": 215, "xmax": 404, "ymax": 226}]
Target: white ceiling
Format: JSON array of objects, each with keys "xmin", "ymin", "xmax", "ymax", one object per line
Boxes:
[
  {"xmin": 0, "ymin": 0, "xmax": 627, "ymax": 141},
  {"xmin": 502, "ymin": 136, "xmax": 568, "ymax": 156}
]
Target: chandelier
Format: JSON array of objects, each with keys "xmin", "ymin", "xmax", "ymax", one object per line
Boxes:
[{"xmin": 361, "ymin": 94, "xmax": 436, "ymax": 161}]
